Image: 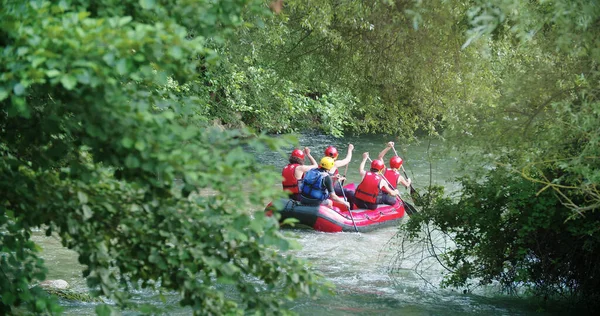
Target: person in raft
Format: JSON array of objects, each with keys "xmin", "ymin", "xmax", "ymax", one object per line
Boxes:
[
  {"xmin": 300, "ymin": 156, "xmax": 351, "ymax": 210},
  {"xmin": 282, "ymin": 147, "xmax": 318, "ymax": 201},
  {"xmin": 377, "ymin": 141, "xmax": 412, "ymax": 205},
  {"xmin": 354, "ymin": 152, "xmax": 400, "ymax": 210},
  {"xmin": 324, "ymin": 144, "xmax": 354, "ymax": 197}
]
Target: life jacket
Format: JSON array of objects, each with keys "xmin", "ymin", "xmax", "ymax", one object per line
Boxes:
[
  {"xmin": 328, "ymin": 168, "xmax": 340, "ymax": 180},
  {"xmin": 301, "ymin": 168, "xmax": 330, "ymax": 201},
  {"xmin": 282, "ymin": 163, "xmax": 301, "ymax": 194},
  {"xmin": 329, "ymin": 168, "xmax": 341, "ymax": 190},
  {"xmin": 355, "ymin": 172, "xmax": 382, "ymax": 203},
  {"xmin": 384, "ymin": 169, "xmax": 400, "ymax": 190}
]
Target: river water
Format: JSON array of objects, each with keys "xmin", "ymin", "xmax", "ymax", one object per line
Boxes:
[{"xmin": 33, "ymin": 133, "xmax": 559, "ymax": 315}]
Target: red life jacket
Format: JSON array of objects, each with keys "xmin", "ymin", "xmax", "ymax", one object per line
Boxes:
[
  {"xmin": 355, "ymin": 172, "xmax": 382, "ymax": 203},
  {"xmin": 282, "ymin": 163, "xmax": 300, "ymax": 194},
  {"xmin": 384, "ymin": 169, "xmax": 400, "ymax": 190}
]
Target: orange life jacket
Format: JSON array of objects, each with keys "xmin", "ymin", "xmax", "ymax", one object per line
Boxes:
[
  {"xmin": 282, "ymin": 163, "xmax": 301, "ymax": 194},
  {"xmin": 355, "ymin": 172, "xmax": 382, "ymax": 203}
]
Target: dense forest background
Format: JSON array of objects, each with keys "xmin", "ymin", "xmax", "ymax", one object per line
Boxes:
[{"xmin": 1, "ymin": 0, "xmax": 599, "ymax": 314}]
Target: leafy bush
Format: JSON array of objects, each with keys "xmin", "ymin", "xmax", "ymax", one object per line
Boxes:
[
  {"xmin": 0, "ymin": 1, "xmax": 324, "ymax": 314},
  {"xmin": 401, "ymin": 165, "xmax": 600, "ymax": 306}
]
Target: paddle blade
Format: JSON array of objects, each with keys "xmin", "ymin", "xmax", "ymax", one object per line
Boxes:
[
  {"xmin": 409, "ymin": 185, "xmax": 424, "ymax": 206},
  {"xmin": 403, "ymin": 200, "xmax": 418, "ymax": 216}
]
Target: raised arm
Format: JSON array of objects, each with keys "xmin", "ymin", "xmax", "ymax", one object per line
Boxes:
[
  {"xmin": 377, "ymin": 141, "xmax": 394, "ymax": 160},
  {"xmin": 334, "ymin": 143, "xmax": 354, "ymax": 167},
  {"xmin": 294, "ymin": 147, "xmax": 318, "ymax": 176},
  {"xmin": 359, "ymin": 152, "xmax": 369, "ymax": 177},
  {"xmin": 304, "ymin": 147, "xmax": 318, "ymax": 167}
]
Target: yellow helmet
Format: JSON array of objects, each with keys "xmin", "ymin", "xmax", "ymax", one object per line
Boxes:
[{"xmin": 319, "ymin": 156, "xmax": 335, "ymax": 171}]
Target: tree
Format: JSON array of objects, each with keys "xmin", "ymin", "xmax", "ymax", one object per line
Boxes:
[
  {"xmin": 1, "ymin": 1, "xmax": 323, "ymax": 314},
  {"xmin": 204, "ymin": 0, "xmax": 489, "ymax": 138},
  {"xmin": 398, "ymin": 165, "xmax": 600, "ymax": 305},
  {"xmin": 394, "ymin": 0, "xmax": 600, "ymax": 307},
  {"xmin": 439, "ymin": 0, "xmax": 600, "ymax": 215}
]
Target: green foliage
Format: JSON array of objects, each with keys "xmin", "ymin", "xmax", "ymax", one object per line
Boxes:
[
  {"xmin": 1, "ymin": 0, "xmax": 325, "ymax": 315},
  {"xmin": 3, "ymin": 0, "xmax": 600, "ymax": 312},
  {"xmin": 382, "ymin": 0, "xmax": 600, "ymax": 307},
  {"xmin": 402, "ymin": 164, "xmax": 600, "ymax": 303},
  {"xmin": 0, "ymin": 215, "xmax": 62, "ymax": 314},
  {"xmin": 42, "ymin": 288, "xmax": 104, "ymax": 303},
  {"xmin": 200, "ymin": 56, "xmax": 357, "ymax": 136},
  {"xmin": 197, "ymin": 0, "xmax": 485, "ymax": 138},
  {"xmin": 437, "ymin": 0, "xmax": 600, "ymax": 214}
]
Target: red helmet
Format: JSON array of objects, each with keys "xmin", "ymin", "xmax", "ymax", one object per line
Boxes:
[
  {"xmin": 325, "ymin": 146, "xmax": 338, "ymax": 159},
  {"xmin": 370, "ymin": 159, "xmax": 385, "ymax": 172},
  {"xmin": 390, "ymin": 156, "xmax": 403, "ymax": 169},
  {"xmin": 291, "ymin": 149, "xmax": 305, "ymax": 160}
]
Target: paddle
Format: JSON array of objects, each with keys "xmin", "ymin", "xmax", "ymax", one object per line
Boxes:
[
  {"xmin": 392, "ymin": 147, "xmax": 423, "ymax": 206},
  {"xmin": 367, "ymin": 157, "xmax": 418, "ymax": 216},
  {"xmin": 340, "ymin": 162, "xmax": 358, "ymax": 232}
]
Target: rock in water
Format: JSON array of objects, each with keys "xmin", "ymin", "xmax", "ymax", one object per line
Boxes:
[{"xmin": 39, "ymin": 279, "xmax": 69, "ymax": 290}]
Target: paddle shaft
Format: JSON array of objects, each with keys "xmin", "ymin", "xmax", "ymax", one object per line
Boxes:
[
  {"xmin": 340, "ymin": 162, "xmax": 358, "ymax": 232},
  {"xmin": 392, "ymin": 147, "xmax": 421, "ymax": 203}
]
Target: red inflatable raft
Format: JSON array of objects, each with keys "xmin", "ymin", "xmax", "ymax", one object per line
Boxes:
[{"xmin": 266, "ymin": 183, "xmax": 408, "ymax": 233}]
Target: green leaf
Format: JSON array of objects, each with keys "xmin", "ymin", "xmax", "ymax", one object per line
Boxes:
[
  {"xmin": 17, "ymin": 46, "xmax": 29, "ymax": 56},
  {"xmin": 125, "ymin": 155, "xmax": 140, "ymax": 168},
  {"xmin": 77, "ymin": 11, "xmax": 90, "ymax": 20},
  {"xmin": 77, "ymin": 191, "xmax": 88, "ymax": 204},
  {"xmin": 116, "ymin": 59, "xmax": 127, "ymax": 75},
  {"xmin": 119, "ymin": 16, "xmax": 132, "ymax": 26},
  {"xmin": 96, "ymin": 304, "xmax": 116, "ymax": 316},
  {"xmin": 139, "ymin": 0, "xmax": 156, "ymax": 10},
  {"xmin": 0, "ymin": 87, "xmax": 8, "ymax": 101},
  {"xmin": 31, "ymin": 56, "xmax": 47, "ymax": 67},
  {"xmin": 217, "ymin": 276, "xmax": 237, "ymax": 285},
  {"xmin": 82, "ymin": 205, "xmax": 93, "ymax": 220},
  {"xmin": 121, "ymin": 137, "xmax": 134, "ymax": 148},
  {"xmin": 134, "ymin": 140, "xmax": 146, "ymax": 151},
  {"xmin": 46, "ymin": 69, "xmax": 61, "ymax": 78},
  {"xmin": 2, "ymin": 292, "xmax": 16, "ymax": 305},
  {"xmin": 101, "ymin": 202, "xmax": 116, "ymax": 213},
  {"xmin": 10, "ymin": 96, "xmax": 30, "ymax": 118},
  {"xmin": 35, "ymin": 299, "xmax": 47, "ymax": 311},
  {"xmin": 102, "ymin": 53, "xmax": 115, "ymax": 66},
  {"xmin": 291, "ymin": 273, "xmax": 299, "ymax": 283},
  {"xmin": 13, "ymin": 83, "xmax": 25, "ymax": 96},
  {"xmin": 169, "ymin": 46, "xmax": 182, "ymax": 59},
  {"xmin": 60, "ymin": 75, "xmax": 77, "ymax": 90}
]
